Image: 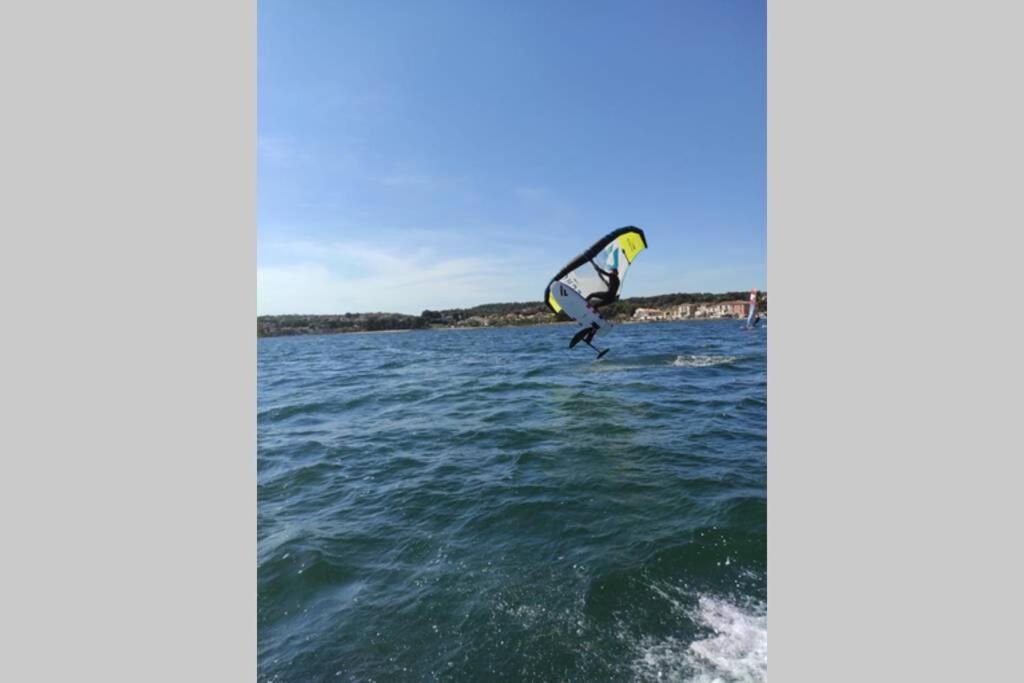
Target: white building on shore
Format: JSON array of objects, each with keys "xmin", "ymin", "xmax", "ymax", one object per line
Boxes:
[
  {"xmin": 633, "ymin": 307, "xmax": 668, "ymax": 321},
  {"xmin": 633, "ymin": 300, "xmax": 754, "ymax": 321}
]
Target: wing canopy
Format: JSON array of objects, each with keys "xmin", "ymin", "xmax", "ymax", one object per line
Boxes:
[{"xmin": 544, "ymin": 226, "xmax": 647, "ymax": 314}]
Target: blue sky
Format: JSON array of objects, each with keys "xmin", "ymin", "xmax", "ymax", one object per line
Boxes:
[{"xmin": 258, "ymin": 0, "xmax": 765, "ymax": 315}]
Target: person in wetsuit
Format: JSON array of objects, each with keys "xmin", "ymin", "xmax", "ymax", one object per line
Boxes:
[
  {"xmin": 574, "ymin": 261, "xmax": 621, "ymax": 347},
  {"xmin": 586, "ymin": 261, "xmax": 620, "ymax": 308}
]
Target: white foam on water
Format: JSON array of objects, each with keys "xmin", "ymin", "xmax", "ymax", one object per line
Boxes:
[
  {"xmin": 671, "ymin": 355, "xmax": 737, "ymax": 368},
  {"xmin": 633, "ymin": 635, "xmax": 693, "ymax": 683},
  {"xmin": 632, "ymin": 594, "xmax": 767, "ymax": 682},
  {"xmin": 687, "ymin": 595, "xmax": 767, "ymax": 681}
]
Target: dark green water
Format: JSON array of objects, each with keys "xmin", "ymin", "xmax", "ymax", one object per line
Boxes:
[{"xmin": 258, "ymin": 320, "xmax": 766, "ymax": 682}]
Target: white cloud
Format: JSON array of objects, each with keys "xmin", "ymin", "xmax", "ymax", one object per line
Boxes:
[
  {"xmin": 257, "ymin": 239, "xmax": 545, "ymax": 315},
  {"xmin": 257, "ymin": 228, "xmax": 765, "ymax": 316}
]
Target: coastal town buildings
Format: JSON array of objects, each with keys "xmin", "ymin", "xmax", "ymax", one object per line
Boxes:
[
  {"xmin": 633, "ymin": 300, "xmax": 753, "ymax": 321},
  {"xmin": 258, "ymin": 295, "xmax": 767, "ymax": 337},
  {"xmin": 633, "ymin": 307, "xmax": 668, "ymax": 321}
]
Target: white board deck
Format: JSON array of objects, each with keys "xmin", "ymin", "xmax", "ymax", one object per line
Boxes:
[{"xmin": 551, "ymin": 282, "xmax": 612, "ymax": 338}]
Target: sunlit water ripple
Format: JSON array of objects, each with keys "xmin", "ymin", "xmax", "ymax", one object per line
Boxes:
[{"xmin": 258, "ymin": 320, "xmax": 767, "ymax": 682}]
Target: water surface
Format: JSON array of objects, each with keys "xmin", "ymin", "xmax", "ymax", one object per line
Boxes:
[{"xmin": 258, "ymin": 320, "xmax": 767, "ymax": 681}]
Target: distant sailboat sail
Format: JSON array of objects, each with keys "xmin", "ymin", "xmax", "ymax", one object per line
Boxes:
[
  {"xmin": 544, "ymin": 226, "xmax": 648, "ymax": 357},
  {"xmin": 746, "ymin": 289, "xmax": 760, "ymax": 328}
]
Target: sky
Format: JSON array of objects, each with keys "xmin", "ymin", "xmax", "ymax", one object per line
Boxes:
[{"xmin": 258, "ymin": 0, "xmax": 765, "ymax": 315}]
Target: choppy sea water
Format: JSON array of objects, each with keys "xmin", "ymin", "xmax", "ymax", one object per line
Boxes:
[{"xmin": 258, "ymin": 320, "xmax": 767, "ymax": 682}]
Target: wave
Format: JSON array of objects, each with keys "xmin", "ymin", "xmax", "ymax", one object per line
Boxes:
[
  {"xmin": 672, "ymin": 355, "xmax": 737, "ymax": 368},
  {"xmin": 632, "ymin": 594, "xmax": 767, "ymax": 682},
  {"xmin": 586, "ymin": 353, "xmax": 738, "ymax": 371}
]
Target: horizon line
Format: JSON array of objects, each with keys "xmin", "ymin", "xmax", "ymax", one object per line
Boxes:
[{"xmin": 257, "ymin": 288, "xmax": 767, "ymax": 318}]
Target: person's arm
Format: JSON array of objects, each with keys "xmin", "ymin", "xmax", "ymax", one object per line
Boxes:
[{"xmin": 591, "ymin": 261, "xmax": 615, "ymax": 289}]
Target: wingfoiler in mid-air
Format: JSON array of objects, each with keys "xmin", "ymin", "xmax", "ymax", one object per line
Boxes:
[{"xmin": 544, "ymin": 226, "xmax": 648, "ymax": 358}]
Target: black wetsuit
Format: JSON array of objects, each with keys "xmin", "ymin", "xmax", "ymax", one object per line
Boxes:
[
  {"xmin": 581, "ymin": 264, "xmax": 619, "ymax": 346},
  {"xmin": 586, "ymin": 263, "xmax": 620, "ymax": 308}
]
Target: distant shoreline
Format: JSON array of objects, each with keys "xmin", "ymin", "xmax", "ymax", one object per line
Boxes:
[
  {"xmin": 258, "ymin": 321, "xmax": 575, "ymax": 339},
  {"xmin": 257, "ymin": 291, "xmax": 766, "ymax": 338},
  {"xmin": 258, "ymin": 316, "xmax": 767, "ymax": 339}
]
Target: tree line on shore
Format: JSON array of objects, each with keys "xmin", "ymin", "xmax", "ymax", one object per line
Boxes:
[{"xmin": 257, "ymin": 291, "xmax": 767, "ymax": 337}]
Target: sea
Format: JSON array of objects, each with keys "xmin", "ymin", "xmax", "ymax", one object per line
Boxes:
[{"xmin": 258, "ymin": 319, "xmax": 767, "ymax": 682}]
